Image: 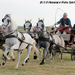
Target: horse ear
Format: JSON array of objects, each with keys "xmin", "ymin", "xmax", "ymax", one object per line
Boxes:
[
  {"xmin": 43, "ymin": 18, "xmax": 44, "ymax": 21},
  {"xmin": 30, "ymin": 19, "xmax": 31, "ymax": 22},
  {"xmin": 9, "ymin": 14, "xmax": 11, "ymax": 18}
]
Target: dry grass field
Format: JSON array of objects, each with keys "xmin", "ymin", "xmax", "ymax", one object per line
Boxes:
[
  {"xmin": 0, "ymin": 28, "xmax": 75, "ymax": 75},
  {"xmin": 0, "ymin": 44, "xmax": 75, "ymax": 75}
]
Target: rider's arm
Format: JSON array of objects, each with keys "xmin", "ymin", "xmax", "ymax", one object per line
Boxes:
[{"xmin": 55, "ymin": 18, "xmax": 62, "ymax": 25}]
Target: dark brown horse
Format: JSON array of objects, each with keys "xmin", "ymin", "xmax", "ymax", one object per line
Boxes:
[{"xmin": 0, "ymin": 28, "xmax": 5, "ymax": 51}]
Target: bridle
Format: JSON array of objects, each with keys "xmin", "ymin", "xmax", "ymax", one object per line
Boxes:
[
  {"xmin": 2, "ymin": 15, "xmax": 11, "ymax": 27},
  {"xmin": 25, "ymin": 28, "xmax": 31, "ymax": 31},
  {"xmin": 37, "ymin": 22, "xmax": 54, "ymax": 42}
]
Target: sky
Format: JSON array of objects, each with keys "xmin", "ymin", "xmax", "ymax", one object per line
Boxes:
[{"xmin": 0, "ymin": 0, "xmax": 75, "ymax": 27}]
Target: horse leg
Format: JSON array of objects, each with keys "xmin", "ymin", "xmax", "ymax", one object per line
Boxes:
[
  {"xmin": 48, "ymin": 50, "xmax": 51, "ymax": 61},
  {"xmin": 40, "ymin": 45, "xmax": 49, "ymax": 65},
  {"xmin": 15, "ymin": 51, "xmax": 20, "ymax": 68},
  {"xmin": 0, "ymin": 46, "xmax": 6, "ymax": 62},
  {"xmin": 33, "ymin": 51, "xmax": 37, "ymax": 60},
  {"xmin": 2, "ymin": 46, "xmax": 10, "ymax": 65},
  {"xmin": 3, "ymin": 46, "xmax": 11, "ymax": 60},
  {"xmin": 22, "ymin": 45, "xmax": 32, "ymax": 66},
  {"xmin": 10, "ymin": 44, "xmax": 19, "ymax": 61},
  {"xmin": 33, "ymin": 44, "xmax": 40, "ymax": 60},
  {"xmin": 51, "ymin": 49, "xmax": 56, "ymax": 62},
  {"xmin": 37, "ymin": 50, "xmax": 41, "ymax": 60},
  {"xmin": 37, "ymin": 44, "xmax": 41, "ymax": 60},
  {"xmin": 56, "ymin": 53, "xmax": 60, "ymax": 58},
  {"xmin": 10, "ymin": 47, "xmax": 15, "ymax": 61},
  {"xmin": 60, "ymin": 48, "xmax": 63, "ymax": 61},
  {"xmin": 47, "ymin": 47, "xmax": 52, "ymax": 61},
  {"xmin": 2, "ymin": 52, "xmax": 9, "ymax": 65},
  {"xmin": 0, "ymin": 46, "xmax": 5, "ymax": 51}
]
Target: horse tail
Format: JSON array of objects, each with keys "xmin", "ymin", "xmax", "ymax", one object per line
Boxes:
[
  {"xmin": 32, "ymin": 39, "xmax": 40, "ymax": 54},
  {"xmin": 59, "ymin": 36, "xmax": 65, "ymax": 47}
]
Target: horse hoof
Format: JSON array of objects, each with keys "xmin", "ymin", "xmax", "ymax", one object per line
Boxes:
[
  {"xmin": 0, "ymin": 64, "xmax": 1, "ymax": 66},
  {"xmin": 50, "ymin": 61, "xmax": 52, "ymax": 62},
  {"xmin": 22, "ymin": 64, "xmax": 24, "ymax": 66},
  {"xmin": 61, "ymin": 60, "xmax": 62, "ymax": 62},
  {"xmin": 33, "ymin": 55, "xmax": 37, "ymax": 60},
  {"xmin": 12, "ymin": 59, "xmax": 15, "ymax": 61},
  {"xmin": 20, "ymin": 52, "xmax": 22, "ymax": 54},
  {"xmin": 40, "ymin": 62, "xmax": 45, "ymax": 65},
  {"xmin": 2, "ymin": 63, "xmax": 5, "ymax": 65},
  {"xmin": 25, "ymin": 60, "xmax": 28, "ymax": 63}
]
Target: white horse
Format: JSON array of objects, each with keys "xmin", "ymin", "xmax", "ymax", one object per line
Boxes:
[
  {"xmin": 24, "ymin": 20, "xmax": 39, "ymax": 59},
  {"xmin": 2, "ymin": 14, "xmax": 40, "ymax": 68}
]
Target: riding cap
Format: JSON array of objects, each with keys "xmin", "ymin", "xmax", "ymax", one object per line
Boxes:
[{"xmin": 63, "ymin": 13, "xmax": 67, "ymax": 16}]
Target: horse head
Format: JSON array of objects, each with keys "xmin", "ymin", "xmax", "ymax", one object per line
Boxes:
[
  {"xmin": 37, "ymin": 18, "xmax": 44, "ymax": 33},
  {"xmin": 2, "ymin": 14, "xmax": 11, "ymax": 27},
  {"xmin": 24, "ymin": 20, "xmax": 32, "ymax": 33}
]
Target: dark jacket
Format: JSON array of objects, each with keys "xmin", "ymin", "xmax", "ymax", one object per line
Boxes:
[{"xmin": 57, "ymin": 18, "xmax": 71, "ymax": 27}]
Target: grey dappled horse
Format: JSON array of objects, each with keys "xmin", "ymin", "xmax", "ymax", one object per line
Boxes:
[{"xmin": 37, "ymin": 19, "xmax": 65, "ymax": 65}]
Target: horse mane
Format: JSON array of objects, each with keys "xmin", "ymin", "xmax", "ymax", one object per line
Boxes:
[
  {"xmin": 9, "ymin": 17, "xmax": 17, "ymax": 30},
  {"xmin": 44, "ymin": 27, "xmax": 46, "ymax": 31}
]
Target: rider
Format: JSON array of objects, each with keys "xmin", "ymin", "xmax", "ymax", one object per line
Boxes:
[{"xmin": 55, "ymin": 13, "xmax": 72, "ymax": 34}]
